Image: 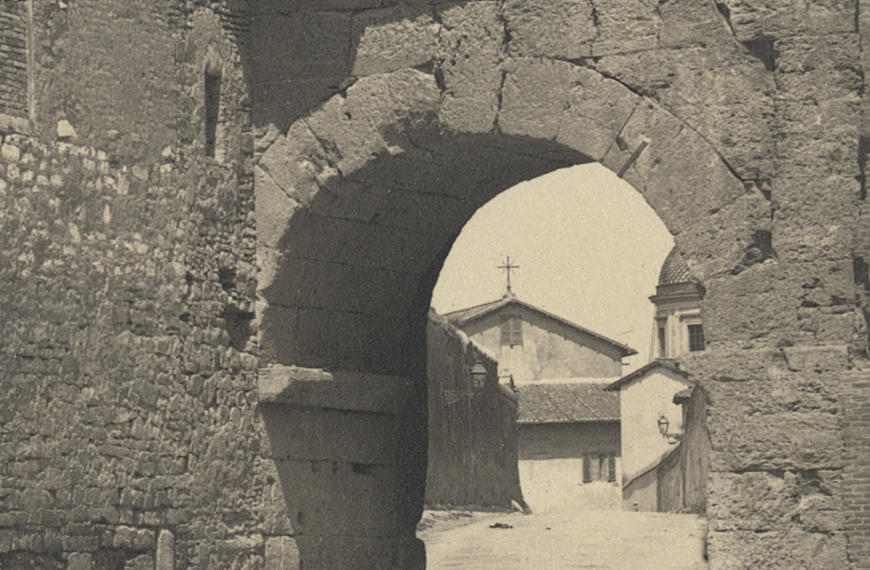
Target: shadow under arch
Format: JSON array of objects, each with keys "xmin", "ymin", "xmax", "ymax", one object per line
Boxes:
[{"xmin": 255, "ymin": 63, "xmax": 747, "ymax": 570}]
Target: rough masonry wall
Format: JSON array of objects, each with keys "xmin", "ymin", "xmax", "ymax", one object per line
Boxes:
[
  {"xmin": 426, "ymin": 311, "xmax": 522, "ymax": 510},
  {"xmin": 0, "ymin": 2, "xmax": 300, "ymax": 570},
  {"xmin": 251, "ymin": 0, "xmax": 870, "ymax": 568},
  {"xmin": 1, "ymin": 0, "xmax": 868, "ymax": 569}
]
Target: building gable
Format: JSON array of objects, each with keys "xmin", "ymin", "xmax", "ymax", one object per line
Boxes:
[{"xmin": 454, "ymin": 301, "xmax": 630, "ymax": 381}]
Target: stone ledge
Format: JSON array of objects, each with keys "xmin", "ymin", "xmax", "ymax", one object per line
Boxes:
[{"xmin": 258, "ymin": 365, "xmax": 412, "ymax": 414}]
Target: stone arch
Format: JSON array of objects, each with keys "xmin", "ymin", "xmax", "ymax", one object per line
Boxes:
[
  {"xmin": 255, "ymin": 59, "xmax": 758, "ymax": 569},
  {"xmin": 256, "ymin": 62, "xmax": 751, "ymax": 369}
]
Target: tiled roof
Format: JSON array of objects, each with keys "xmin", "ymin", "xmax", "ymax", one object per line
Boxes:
[
  {"xmin": 442, "ymin": 297, "xmax": 509, "ymax": 326},
  {"xmin": 517, "ymin": 381, "xmax": 620, "ymax": 424},
  {"xmin": 443, "ymin": 297, "xmax": 637, "ymax": 357},
  {"xmin": 658, "ymin": 247, "xmax": 693, "ymax": 286},
  {"xmin": 604, "ymin": 359, "xmax": 691, "ymax": 392}
]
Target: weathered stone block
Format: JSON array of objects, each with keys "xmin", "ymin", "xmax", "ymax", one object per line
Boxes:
[
  {"xmin": 255, "ymin": 0, "xmax": 388, "ymax": 12},
  {"xmin": 658, "ymin": 0, "xmax": 735, "ymax": 49},
  {"xmin": 706, "ymin": 368, "xmax": 845, "ymax": 471},
  {"xmin": 702, "ymin": 263, "xmax": 803, "ymax": 346},
  {"xmin": 253, "ymin": 185, "xmax": 299, "ymax": 290},
  {"xmin": 503, "ymin": 0, "xmax": 596, "ymax": 59},
  {"xmin": 67, "ymin": 552, "xmax": 93, "ymax": 570},
  {"xmin": 499, "ymin": 58, "xmax": 580, "ymax": 142},
  {"xmin": 436, "ymin": 1, "xmax": 503, "ymax": 133},
  {"xmin": 265, "ymin": 535, "xmax": 299, "ymax": 570},
  {"xmin": 262, "ymin": 476, "xmax": 295, "ymax": 535},
  {"xmin": 781, "ymin": 345, "xmax": 850, "ymax": 372},
  {"xmin": 718, "ymin": 0, "xmax": 855, "ymax": 42},
  {"xmin": 261, "ymin": 405, "xmax": 401, "ymax": 464},
  {"xmin": 351, "ymin": 6, "xmax": 439, "ymax": 76},
  {"xmin": 292, "ymin": 308, "xmax": 408, "ymax": 374},
  {"xmin": 774, "ymin": 99, "xmax": 860, "ymax": 180},
  {"xmin": 123, "ymin": 554, "xmax": 154, "ymax": 570},
  {"xmin": 260, "ymin": 257, "xmax": 421, "ymax": 317},
  {"xmin": 258, "ymin": 120, "xmax": 335, "ymax": 209},
  {"xmin": 775, "ymin": 34, "xmax": 862, "ymax": 102},
  {"xmin": 252, "ymin": 77, "xmax": 346, "ymax": 131},
  {"xmin": 560, "ymin": 74, "xmax": 640, "ymax": 160},
  {"xmin": 675, "ymin": 190, "xmax": 772, "ymax": 281},
  {"xmin": 590, "ymin": 0, "xmax": 658, "ymax": 56},
  {"xmin": 273, "ymin": 459, "xmax": 409, "ymax": 537},
  {"xmin": 258, "ymin": 366, "xmax": 413, "ymax": 415},
  {"xmin": 305, "ymin": 173, "xmax": 476, "ymax": 234},
  {"xmin": 707, "ymin": 528, "xmax": 849, "ymax": 570},
  {"xmin": 304, "ymin": 70, "xmax": 441, "ymax": 176},
  {"xmin": 264, "ymin": 211, "xmax": 443, "ymax": 275},
  {"xmin": 156, "ymin": 529, "xmax": 174, "ymax": 570},
  {"xmin": 294, "ymin": 536, "xmax": 424, "ymax": 570},
  {"xmin": 772, "ymin": 175, "xmax": 859, "ymax": 264}
]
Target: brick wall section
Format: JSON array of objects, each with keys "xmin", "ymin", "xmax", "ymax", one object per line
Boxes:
[
  {"xmin": 843, "ymin": 370, "xmax": 870, "ymax": 567},
  {"xmin": 0, "ymin": 0, "xmax": 27, "ymax": 119}
]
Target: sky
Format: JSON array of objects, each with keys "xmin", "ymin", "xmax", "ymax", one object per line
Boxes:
[{"xmin": 430, "ymin": 163, "xmax": 675, "ymax": 373}]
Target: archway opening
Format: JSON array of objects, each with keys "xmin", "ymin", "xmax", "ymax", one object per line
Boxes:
[
  {"xmin": 254, "ymin": 66, "xmax": 743, "ymax": 569},
  {"xmin": 423, "ymin": 164, "xmax": 714, "ymax": 529}
]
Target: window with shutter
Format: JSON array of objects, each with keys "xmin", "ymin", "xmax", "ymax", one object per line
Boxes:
[{"xmin": 499, "ymin": 315, "xmax": 522, "ymax": 347}]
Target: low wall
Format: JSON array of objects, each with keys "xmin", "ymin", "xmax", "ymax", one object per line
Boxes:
[{"xmin": 425, "ymin": 311, "xmax": 523, "ymax": 510}]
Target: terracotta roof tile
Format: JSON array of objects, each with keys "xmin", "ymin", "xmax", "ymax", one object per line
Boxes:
[{"xmin": 517, "ymin": 382, "xmax": 620, "ymax": 423}]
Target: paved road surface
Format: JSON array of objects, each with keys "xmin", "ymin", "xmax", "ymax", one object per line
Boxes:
[{"xmin": 420, "ymin": 510, "xmax": 708, "ymax": 570}]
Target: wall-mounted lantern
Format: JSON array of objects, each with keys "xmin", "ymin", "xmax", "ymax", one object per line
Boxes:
[
  {"xmin": 470, "ymin": 361, "xmax": 487, "ymax": 390},
  {"xmin": 657, "ymin": 415, "xmax": 669, "ymax": 438}
]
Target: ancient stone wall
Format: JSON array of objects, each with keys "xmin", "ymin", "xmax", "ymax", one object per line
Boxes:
[
  {"xmin": 426, "ymin": 310, "xmax": 522, "ymax": 510},
  {"xmin": 0, "ymin": 2, "xmax": 302, "ymax": 569},
  {"xmin": 2, "ymin": 0, "xmax": 870, "ymax": 569}
]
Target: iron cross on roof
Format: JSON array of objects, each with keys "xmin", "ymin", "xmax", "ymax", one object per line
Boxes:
[{"xmin": 498, "ymin": 256, "xmax": 519, "ymax": 296}]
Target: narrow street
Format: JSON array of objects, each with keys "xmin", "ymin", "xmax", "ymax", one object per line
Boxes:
[{"xmin": 420, "ymin": 510, "xmax": 709, "ymax": 570}]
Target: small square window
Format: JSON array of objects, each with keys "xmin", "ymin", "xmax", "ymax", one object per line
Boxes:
[
  {"xmin": 500, "ymin": 315, "xmax": 522, "ymax": 347},
  {"xmin": 688, "ymin": 324, "xmax": 705, "ymax": 352}
]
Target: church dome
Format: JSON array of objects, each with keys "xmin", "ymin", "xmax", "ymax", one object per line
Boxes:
[{"xmin": 658, "ymin": 247, "xmax": 693, "ymax": 286}]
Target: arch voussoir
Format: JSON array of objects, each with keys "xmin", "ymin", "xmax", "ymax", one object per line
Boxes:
[
  {"xmin": 303, "ymin": 69, "xmax": 442, "ymax": 177},
  {"xmin": 601, "ymin": 98, "xmax": 746, "ymax": 234}
]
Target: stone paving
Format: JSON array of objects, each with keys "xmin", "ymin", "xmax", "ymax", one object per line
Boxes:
[{"xmin": 420, "ymin": 510, "xmax": 708, "ymax": 570}]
